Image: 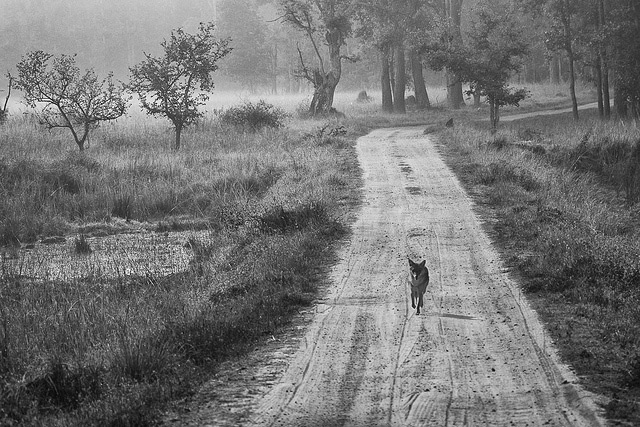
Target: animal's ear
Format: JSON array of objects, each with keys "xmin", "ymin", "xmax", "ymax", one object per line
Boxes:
[
  {"xmin": 408, "ymin": 258, "xmax": 414, "ymax": 266},
  {"xmin": 420, "ymin": 260, "xmax": 426, "ymax": 267}
]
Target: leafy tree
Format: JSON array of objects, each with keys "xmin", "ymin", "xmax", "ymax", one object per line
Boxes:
[
  {"xmin": 425, "ymin": 0, "xmax": 529, "ymax": 129},
  {"xmin": 355, "ymin": 0, "xmax": 434, "ymax": 113},
  {"xmin": 128, "ymin": 22, "xmax": 231, "ymax": 150},
  {"xmin": 280, "ymin": 0, "xmax": 354, "ymax": 116},
  {"xmin": 13, "ymin": 51, "xmax": 127, "ymax": 151},
  {"xmin": 354, "ymin": 0, "xmax": 397, "ymax": 112},
  {"xmin": 517, "ymin": 0, "xmax": 583, "ymax": 119},
  {"xmin": 217, "ymin": 0, "xmax": 272, "ymax": 92}
]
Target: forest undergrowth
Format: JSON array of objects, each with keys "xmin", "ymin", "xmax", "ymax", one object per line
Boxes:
[{"xmin": 439, "ymin": 110, "xmax": 640, "ymax": 424}]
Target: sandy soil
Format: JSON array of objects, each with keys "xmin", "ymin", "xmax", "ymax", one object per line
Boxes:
[{"xmin": 164, "ymin": 127, "xmax": 604, "ymax": 426}]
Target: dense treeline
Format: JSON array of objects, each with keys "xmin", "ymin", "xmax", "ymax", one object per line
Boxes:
[{"xmin": 1, "ymin": 0, "xmax": 640, "ymax": 118}]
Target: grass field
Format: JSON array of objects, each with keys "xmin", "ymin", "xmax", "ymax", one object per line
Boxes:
[
  {"xmin": 0, "ymin": 98, "xmax": 362, "ymax": 425},
  {"xmin": 437, "ymin": 109, "xmax": 640, "ymax": 424},
  {"xmin": 1, "ymin": 82, "xmax": 624, "ymax": 425}
]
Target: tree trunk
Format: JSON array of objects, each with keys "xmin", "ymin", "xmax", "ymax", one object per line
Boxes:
[
  {"xmin": 598, "ymin": 0, "xmax": 611, "ymax": 119},
  {"xmin": 309, "ymin": 69, "xmax": 339, "ymax": 115},
  {"xmin": 602, "ymin": 60, "xmax": 611, "ymax": 119},
  {"xmin": 445, "ymin": 0, "xmax": 464, "ymax": 109},
  {"xmin": 410, "ymin": 49, "xmax": 430, "ymax": 109},
  {"xmin": 381, "ymin": 45, "xmax": 393, "ymax": 113},
  {"xmin": 175, "ymin": 124, "xmax": 182, "ymax": 150},
  {"xmin": 308, "ymin": 23, "xmax": 343, "ymax": 115},
  {"xmin": 567, "ymin": 52, "xmax": 579, "ymax": 120},
  {"xmin": 550, "ymin": 54, "xmax": 561, "ymax": 84},
  {"xmin": 596, "ymin": 56, "xmax": 604, "ymax": 118},
  {"xmin": 393, "ymin": 42, "xmax": 406, "ymax": 114},
  {"xmin": 614, "ymin": 80, "xmax": 628, "ymax": 118},
  {"xmin": 561, "ymin": 11, "xmax": 579, "ymax": 120},
  {"xmin": 272, "ymin": 41, "xmax": 278, "ymax": 95},
  {"xmin": 488, "ymin": 97, "xmax": 500, "ymax": 131}
]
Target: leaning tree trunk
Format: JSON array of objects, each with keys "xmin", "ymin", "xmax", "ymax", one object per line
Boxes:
[
  {"xmin": 567, "ymin": 49, "xmax": 579, "ymax": 120},
  {"xmin": 393, "ymin": 42, "xmax": 406, "ymax": 114},
  {"xmin": 381, "ymin": 44, "xmax": 393, "ymax": 113},
  {"xmin": 410, "ymin": 49, "xmax": 430, "ymax": 110},
  {"xmin": 308, "ymin": 24, "xmax": 343, "ymax": 116}
]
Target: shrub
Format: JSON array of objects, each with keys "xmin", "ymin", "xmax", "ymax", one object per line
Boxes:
[
  {"xmin": 476, "ymin": 161, "xmax": 539, "ymax": 191},
  {"xmin": 258, "ymin": 202, "xmax": 329, "ymax": 234},
  {"xmin": 218, "ymin": 100, "xmax": 287, "ymax": 131},
  {"xmin": 74, "ymin": 234, "xmax": 92, "ymax": 254}
]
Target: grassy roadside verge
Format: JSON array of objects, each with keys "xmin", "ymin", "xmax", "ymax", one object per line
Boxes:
[
  {"xmin": 437, "ymin": 111, "xmax": 640, "ymax": 424},
  {"xmin": 0, "ymin": 116, "xmax": 361, "ymax": 426}
]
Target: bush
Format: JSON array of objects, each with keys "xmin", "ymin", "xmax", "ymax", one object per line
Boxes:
[
  {"xmin": 218, "ymin": 100, "xmax": 287, "ymax": 131},
  {"xmin": 74, "ymin": 234, "xmax": 92, "ymax": 254}
]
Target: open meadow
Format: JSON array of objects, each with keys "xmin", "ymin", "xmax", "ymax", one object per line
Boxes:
[
  {"xmin": 0, "ymin": 92, "xmax": 366, "ymax": 425},
  {"xmin": 5, "ymin": 83, "xmax": 640, "ymax": 425}
]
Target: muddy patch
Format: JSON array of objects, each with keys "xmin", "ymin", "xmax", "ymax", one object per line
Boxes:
[
  {"xmin": 1, "ymin": 229, "xmax": 208, "ymax": 281},
  {"xmin": 405, "ymin": 186, "xmax": 422, "ymax": 195}
]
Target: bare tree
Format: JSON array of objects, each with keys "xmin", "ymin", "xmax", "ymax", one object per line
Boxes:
[{"xmin": 14, "ymin": 51, "xmax": 127, "ymax": 150}]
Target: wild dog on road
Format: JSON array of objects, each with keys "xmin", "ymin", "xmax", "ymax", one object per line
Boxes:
[{"xmin": 408, "ymin": 258, "xmax": 430, "ymax": 315}]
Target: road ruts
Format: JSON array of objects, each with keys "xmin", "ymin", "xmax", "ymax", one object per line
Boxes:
[{"xmin": 246, "ymin": 127, "xmax": 604, "ymax": 426}]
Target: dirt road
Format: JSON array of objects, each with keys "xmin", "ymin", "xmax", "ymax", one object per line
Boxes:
[{"xmin": 168, "ymin": 127, "xmax": 604, "ymax": 426}]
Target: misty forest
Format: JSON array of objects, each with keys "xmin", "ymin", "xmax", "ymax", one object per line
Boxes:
[{"xmin": 2, "ymin": 0, "xmax": 640, "ymax": 425}]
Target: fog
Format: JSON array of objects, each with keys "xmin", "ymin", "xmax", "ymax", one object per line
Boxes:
[
  {"xmin": 0, "ymin": 0, "xmax": 226, "ymax": 82},
  {"xmin": 0, "ymin": 0, "xmax": 379, "ymax": 107}
]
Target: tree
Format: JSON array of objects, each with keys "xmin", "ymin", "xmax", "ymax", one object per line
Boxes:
[
  {"xmin": 281, "ymin": 0, "xmax": 353, "ymax": 116},
  {"xmin": 444, "ymin": 0, "xmax": 465, "ymax": 109},
  {"xmin": 0, "ymin": 75, "xmax": 11, "ymax": 123},
  {"xmin": 128, "ymin": 22, "xmax": 231, "ymax": 150},
  {"xmin": 609, "ymin": 1, "xmax": 640, "ymax": 119},
  {"xmin": 13, "ymin": 51, "xmax": 127, "ymax": 151},
  {"xmin": 465, "ymin": 4, "xmax": 529, "ymax": 129},
  {"xmin": 425, "ymin": 0, "xmax": 529, "ymax": 129},
  {"xmin": 355, "ymin": 0, "xmax": 434, "ymax": 114},
  {"xmin": 217, "ymin": 0, "xmax": 272, "ymax": 92},
  {"xmin": 518, "ymin": 0, "xmax": 582, "ymax": 120}
]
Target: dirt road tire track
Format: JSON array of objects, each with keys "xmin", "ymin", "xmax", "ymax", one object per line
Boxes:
[{"xmin": 167, "ymin": 126, "xmax": 605, "ymax": 426}]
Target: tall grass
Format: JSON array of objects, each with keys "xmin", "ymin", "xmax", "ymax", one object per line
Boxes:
[
  {"xmin": 0, "ymin": 107, "xmax": 360, "ymax": 425},
  {"xmin": 440, "ymin": 111, "xmax": 640, "ymax": 424}
]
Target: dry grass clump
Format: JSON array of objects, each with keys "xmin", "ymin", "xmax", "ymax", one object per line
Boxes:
[{"xmin": 440, "ymin": 112, "xmax": 640, "ymax": 424}]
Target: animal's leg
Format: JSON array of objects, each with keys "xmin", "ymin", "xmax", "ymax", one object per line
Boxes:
[{"xmin": 411, "ymin": 292, "xmax": 416, "ymax": 309}]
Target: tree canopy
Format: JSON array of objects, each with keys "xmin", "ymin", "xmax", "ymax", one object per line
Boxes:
[
  {"xmin": 14, "ymin": 51, "xmax": 127, "ymax": 150},
  {"xmin": 128, "ymin": 22, "xmax": 231, "ymax": 150}
]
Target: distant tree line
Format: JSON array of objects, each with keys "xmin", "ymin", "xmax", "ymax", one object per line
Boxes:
[{"xmin": 3, "ymin": 0, "xmax": 640, "ymax": 121}]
